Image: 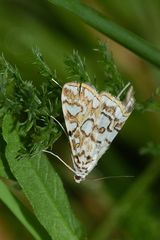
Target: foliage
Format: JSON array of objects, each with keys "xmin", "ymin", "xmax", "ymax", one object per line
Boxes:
[
  {"xmin": 94, "ymin": 41, "xmax": 124, "ymax": 95},
  {"xmin": 0, "ymin": 1, "xmax": 160, "ymax": 240},
  {"xmin": 0, "ymin": 49, "xmax": 85, "ymax": 239},
  {"xmin": 0, "ymin": 43, "xmax": 126, "ymax": 240},
  {"xmin": 2, "ymin": 114, "xmax": 83, "ymax": 240},
  {"xmin": 64, "ymin": 50, "xmax": 91, "ymax": 83},
  {"xmin": 0, "ymin": 53, "xmax": 61, "ymax": 155}
]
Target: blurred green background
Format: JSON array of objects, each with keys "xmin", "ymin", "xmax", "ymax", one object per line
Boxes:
[{"xmin": 0, "ymin": 0, "xmax": 160, "ymax": 239}]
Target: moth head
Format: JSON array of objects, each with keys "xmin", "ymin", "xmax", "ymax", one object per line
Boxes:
[{"xmin": 74, "ymin": 175, "xmax": 85, "ymax": 183}]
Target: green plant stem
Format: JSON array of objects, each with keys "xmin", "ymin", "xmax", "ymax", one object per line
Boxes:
[
  {"xmin": 92, "ymin": 158, "xmax": 160, "ymax": 240},
  {"xmin": 49, "ymin": 0, "xmax": 160, "ymax": 68}
]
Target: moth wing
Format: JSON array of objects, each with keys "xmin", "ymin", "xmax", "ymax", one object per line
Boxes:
[
  {"xmin": 93, "ymin": 89, "xmax": 134, "ymax": 161},
  {"xmin": 61, "ymin": 82, "xmax": 101, "ymax": 174},
  {"xmin": 61, "ymin": 82, "xmax": 134, "ymax": 181}
]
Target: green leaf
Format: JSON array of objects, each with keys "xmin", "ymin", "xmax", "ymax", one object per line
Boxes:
[
  {"xmin": 49, "ymin": 0, "xmax": 160, "ymax": 68},
  {"xmin": 2, "ymin": 114, "xmax": 83, "ymax": 240},
  {"xmin": 0, "ymin": 159, "xmax": 8, "ymax": 178},
  {"xmin": 0, "ymin": 180, "xmax": 49, "ymax": 240}
]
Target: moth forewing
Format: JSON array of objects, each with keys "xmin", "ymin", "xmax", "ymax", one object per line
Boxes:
[{"xmin": 61, "ymin": 82, "xmax": 135, "ymax": 183}]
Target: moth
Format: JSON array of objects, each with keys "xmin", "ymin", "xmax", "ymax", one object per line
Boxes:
[{"xmin": 61, "ymin": 82, "xmax": 135, "ymax": 183}]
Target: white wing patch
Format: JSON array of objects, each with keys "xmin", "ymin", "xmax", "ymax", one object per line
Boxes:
[
  {"xmin": 66, "ymin": 104, "xmax": 82, "ymax": 116},
  {"xmin": 81, "ymin": 119, "xmax": 94, "ymax": 136},
  {"xmin": 61, "ymin": 82, "xmax": 135, "ymax": 183}
]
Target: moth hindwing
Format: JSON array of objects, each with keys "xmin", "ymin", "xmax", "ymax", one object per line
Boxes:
[{"xmin": 61, "ymin": 82, "xmax": 134, "ymax": 183}]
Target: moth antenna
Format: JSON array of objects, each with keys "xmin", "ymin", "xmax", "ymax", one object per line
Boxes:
[
  {"xmin": 50, "ymin": 115, "xmax": 68, "ymax": 136},
  {"xmin": 117, "ymin": 82, "xmax": 131, "ymax": 99},
  {"xmin": 51, "ymin": 78, "xmax": 62, "ymax": 88},
  {"xmin": 42, "ymin": 149, "xmax": 76, "ymax": 174},
  {"xmin": 78, "ymin": 82, "xmax": 82, "ymax": 96},
  {"xmin": 88, "ymin": 175, "xmax": 135, "ymax": 182}
]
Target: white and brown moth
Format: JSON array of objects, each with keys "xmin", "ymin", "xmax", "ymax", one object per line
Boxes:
[{"xmin": 61, "ymin": 82, "xmax": 135, "ymax": 183}]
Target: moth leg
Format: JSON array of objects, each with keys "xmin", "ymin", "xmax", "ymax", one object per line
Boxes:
[
  {"xmin": 50, "ymin": 115, "xmax": 68, "ymax": 136},
  {"xmin": 51, "ymin": 78, "xmax": 62, "ymax": 88},
  {"xmin": 117, "ymin": 82, "xmax": 131, "ymax": 99}
]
